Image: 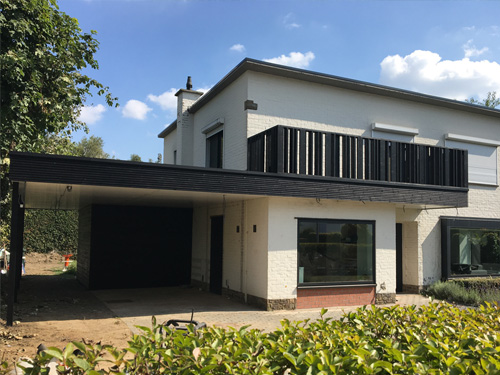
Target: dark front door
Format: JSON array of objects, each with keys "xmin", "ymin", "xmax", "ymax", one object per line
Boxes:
[
  {"xmin": 210, "ymin": 216, "xmax": 224, "ymax": 294},
  {"xmin": 396, "ymin": 223, "xmax": 403, "ymax": 293}
]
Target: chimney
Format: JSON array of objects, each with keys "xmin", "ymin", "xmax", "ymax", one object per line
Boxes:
[{"xmin": 186, "ymin": 76, "xmax": 193, "ymax": 90}]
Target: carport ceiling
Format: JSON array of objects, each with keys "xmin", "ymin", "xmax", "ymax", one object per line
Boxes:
[{"xmin": 21, "ymin": 182, "xmax": 261, "ymax": 210}]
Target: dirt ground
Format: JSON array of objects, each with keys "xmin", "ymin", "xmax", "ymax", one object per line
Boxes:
[{"xmin": 0, "ymin": 252, "xmax": 132, "ymax": 367}]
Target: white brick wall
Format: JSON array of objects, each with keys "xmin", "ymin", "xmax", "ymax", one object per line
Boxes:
[
  {"xmin": 267, "ymin": 197, "xmax": 396, "ymax": 300},
  {"xmin": 176, "ymin": 90, "xmax": 203, "ymax": 166},
  {"xmin": 246, "ymin": 71, "xmax": 500, "ymax": 149},
  {"xmin": 402, "ymin": 221, "xmax": 419, "ymax": 287},
  {"xmin": 191, "ymin": 76, "xmax": 249, "ymax": 170},
  {"xmin": 244, "ymin": 198, "xmax": 269, "ymax": 298},
  {"xmin": 183, "ymin": 67, "xmax": 500, "ymax": 294},
  {"xmin": 162, "ymin": 128, "xmax": 177, "ymax": 165}
]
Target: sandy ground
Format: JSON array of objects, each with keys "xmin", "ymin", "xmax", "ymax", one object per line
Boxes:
[{"xmin": 0, "ymin": 252, "xmax": 132, "ymax": 367}]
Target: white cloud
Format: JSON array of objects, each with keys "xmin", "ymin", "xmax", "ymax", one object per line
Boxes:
[
  {"xmin": 148, "ymin": 88, "xmax": 178, "ymax": 111},
  {"xmin": 122, "ymin": 99, "xmax": 152, "ymax": 120},
  {"xmin": 380, "ymin": 50, "xmax": 500, "ymax": 100},
  {"xmin": 148, "ymin": 86, "xmax": 210, "ymax": 112},
  {"xmin": 230, "ymin": 44, "xmax": 246, "ymax": 53},
  {"xmin": 463, "ymin": 40, "xmax": 489, "ymax": 58},
  {"xmin": 264, "ymin": 51, "xmax": 315, "ymax": 69},
  {"xmin": 195, "ymin": 86, "xmax": 211, "ymax": 94},
  {"xmin": 78, "ymin": 104, "xmax": 106, "ymax": 125},
  {"xmin": 283, "ymin": 13, "xmax": 300, "ymax": 29}
]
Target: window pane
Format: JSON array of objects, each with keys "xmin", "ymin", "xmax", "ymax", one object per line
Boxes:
[
  {"xmin": 298, "ymin": 219, "xmax": 374, "ymax": 284},
  {"xmin": 207, "ymin": 131, "xmax": 223, "ymax": 168},
  {"xmin": 450, "ymin": 228, "xmax": 500, "ymax": 276}
]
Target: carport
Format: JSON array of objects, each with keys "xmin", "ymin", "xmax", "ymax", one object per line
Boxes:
[
  {"xmin": 6, "ymin": 152, "xmax": 267, "ymax": 325},
  {"xmin": 7, "ymin": 152, "xmax": 457, "ymax": 325}
]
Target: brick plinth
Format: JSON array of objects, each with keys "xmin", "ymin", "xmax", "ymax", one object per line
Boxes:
[{"xmin": 297, "ymin": 286, "xmax": 375, "ymax": 309}]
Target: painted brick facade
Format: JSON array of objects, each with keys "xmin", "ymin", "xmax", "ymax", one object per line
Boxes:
[{"xmin": 161, "ymin": 60, "xmax": 500, "ymax": 308}]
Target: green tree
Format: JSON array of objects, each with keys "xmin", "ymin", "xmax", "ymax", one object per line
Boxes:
[
  {"xmin": 466, "ymin": 91, "xmax": 500, "ymax": 108},
  {"xmin": 75, "ymin": 136, "xmax": 109, "ymax": 158},
  {"xmin": 0, "ymin": 0, "xmax": 117, "ymax": 246},
  {"xmin": 0, "ymin": 0, "xmax": 117, "ymax": 157},
  {"xmin": 130, "ymin": 154, "xmax": 142, "ymax": 162}
]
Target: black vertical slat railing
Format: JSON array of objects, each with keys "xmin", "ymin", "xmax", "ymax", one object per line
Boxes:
[{"xmin": 247, "ymin": 125, "xmax": 468, "ymax": 188}]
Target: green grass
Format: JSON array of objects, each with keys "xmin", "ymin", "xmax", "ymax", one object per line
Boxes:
[{"xmin": 51, "ymin": 260, "xmax": 77, "ymax": 276}]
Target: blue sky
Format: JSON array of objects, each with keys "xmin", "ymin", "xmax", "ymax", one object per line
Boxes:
[{"xmin": 59, "ymin": 0, "xmax": 500, "ymax": 162}]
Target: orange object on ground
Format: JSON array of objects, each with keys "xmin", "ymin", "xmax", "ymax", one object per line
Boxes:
[{"xmin": 63, "ymin": 254, "xmax": 73, "ymax": 268}]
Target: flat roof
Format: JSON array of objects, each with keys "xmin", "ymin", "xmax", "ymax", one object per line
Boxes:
[{"xmin": 9, "ymin": 152, "xmax": 467, "ymax": 209}]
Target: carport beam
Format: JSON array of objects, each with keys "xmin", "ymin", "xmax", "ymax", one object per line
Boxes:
[{"xmin": 7, "ymin": 182, "xmax": 25, "ymax": 326}]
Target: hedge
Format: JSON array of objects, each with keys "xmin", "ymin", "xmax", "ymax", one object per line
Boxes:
[
  {"xmin": 23, "ymin": 209, "xmax": 78, "ymax": 254},
  {"xmin": 6, "ymin": 301, "xmax": 500, "ymax": 374}
]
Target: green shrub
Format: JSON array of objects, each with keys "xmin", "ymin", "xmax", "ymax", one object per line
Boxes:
[
  {"xmin": 425, "ymin": 279, "xmax": 500, "ymax": 306},
  {"xmin": 4, "ymin": 302, "xmax": 500, "ymax": 374}
]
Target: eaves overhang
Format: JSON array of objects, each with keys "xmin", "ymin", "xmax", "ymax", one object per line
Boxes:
[
  {"xmin": 189, "ymin": 58, "xmax": 500, "ymax": 119},
  {"xmin": 9, "ymin": 152, "xmax": 468, "ymax": 209},
  {"xmin": 157, "ymin": 120, "xmax": 177, "ymax": 138}
]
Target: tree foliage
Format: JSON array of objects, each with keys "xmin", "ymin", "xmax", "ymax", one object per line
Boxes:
[
  {"xmin": 0, "ymin": 0, "xmax": 117, "ymax": 158},
  {"xmin": 466, "ymin": 91, "xmax": 500, "ymax": 108},
  {"xmin": 75, "ymin": 135, "xmax": 109, "ymax": 158},
  {"xmin": 0, "ymin": 0, "xmax": 116, "ymax": 247},
  {"xmin": 130, "ymin": 154, "xmax": 142, "ymax": 162}
]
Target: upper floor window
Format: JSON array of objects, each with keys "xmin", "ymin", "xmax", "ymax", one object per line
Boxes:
[
  {"xmin": 206, "ymin": 130, "xmax": 223, "ymax": 168},
  {"xmin": 203, "ymin": 118, "xmax": 225, "ymax": 169},
  {"xmin": 445, "ymin": 133, "xmax": 500, "ymax": 186}
]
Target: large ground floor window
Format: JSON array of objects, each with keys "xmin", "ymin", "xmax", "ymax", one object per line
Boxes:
[
  {"xmin": 442, "ymin": 217, "xmax": 500, "ymax": 278},
  {"xmin": 298, "ymin": 219, "xmax": 375, "ymax": 285}
]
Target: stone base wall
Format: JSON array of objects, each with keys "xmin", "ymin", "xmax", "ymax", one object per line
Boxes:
[
  {"xmin": 375, "ymin": 293, "xmax": 397, "ymax": 304},
  {"xmin": 297, "ymin": 286, "xmax": 375, "ymax": 308},
  {"xmin": 267, "ymin": 298, "xmax": 296, "ymax": 310},
  {"xmin": 222, "ymin": 287, "xmax": 245, "ymax": 303}
]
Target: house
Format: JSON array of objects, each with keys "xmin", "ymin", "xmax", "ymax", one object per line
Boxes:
[{"xmin": 7, "ymin": 58, "xmax": 500, "ymax": 324}]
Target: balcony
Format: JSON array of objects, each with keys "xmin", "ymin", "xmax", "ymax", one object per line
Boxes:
[{"xmin": 248, "ymin": 125, "xmax": 468, "ymax": 189}]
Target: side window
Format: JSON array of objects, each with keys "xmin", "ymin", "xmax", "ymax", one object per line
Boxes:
[
  {"xmin": 445, "ymin": 134, "xmax": 500, "ymax": 186},
  {"xmin": 206, "ymin": 131, "xmax": 223, "ymax": 168}
]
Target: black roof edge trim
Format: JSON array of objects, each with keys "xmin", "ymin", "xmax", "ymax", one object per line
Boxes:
[{"xmin": 8, "ymin": 151, "xmax": 467, "ymax": 194}]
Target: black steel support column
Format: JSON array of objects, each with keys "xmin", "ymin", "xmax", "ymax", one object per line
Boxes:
[{"xmin": 7, "ymin": 182, "xmax": 25, "ymax": 326}]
